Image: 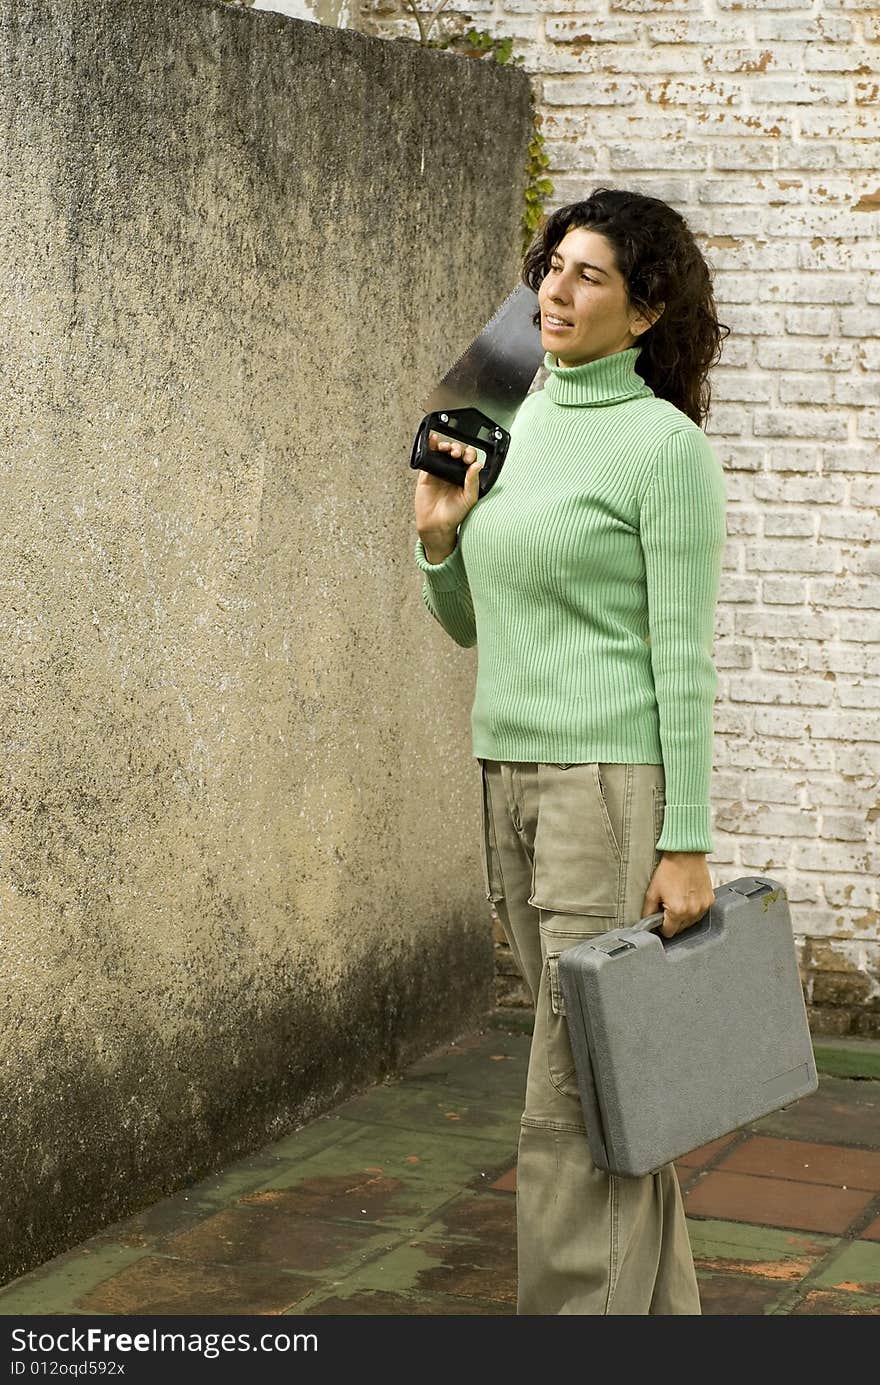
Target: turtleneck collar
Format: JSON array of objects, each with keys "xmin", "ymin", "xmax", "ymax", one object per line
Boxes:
[{"xmin": 543, "ymin": 345, "xmax": 653, "ymax": 407}]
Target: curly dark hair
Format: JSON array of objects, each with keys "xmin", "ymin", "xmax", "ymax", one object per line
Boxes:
[{"xmin": 522, "ymin": 188, "xmax": 730, "ymax": 428}]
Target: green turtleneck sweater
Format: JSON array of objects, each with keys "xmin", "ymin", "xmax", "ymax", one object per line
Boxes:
[{"xmin": 414, "ymin": 345, "xmax": 727, "ymax": 853}]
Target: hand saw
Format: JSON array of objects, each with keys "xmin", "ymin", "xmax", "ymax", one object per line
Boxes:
[{"xmin": 408, "ymin": 283, "xmax": 544, "ymax": 498}]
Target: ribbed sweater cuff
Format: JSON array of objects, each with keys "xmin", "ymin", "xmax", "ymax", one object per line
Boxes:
[
  {"xmin": 656, "ymin": 804, "xmax": 713, "ymax": 854},
  {"xmin": 414, "ymin": 536, "xmax": 467, "ymax": 592}
]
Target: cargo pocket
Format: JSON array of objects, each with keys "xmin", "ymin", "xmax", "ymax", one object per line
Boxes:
[
  {"xmin": 478, "ymin": 760, "xmax": 505, "ymax": 904},
  {"xmin": 542, "ymin": 919, "xmax": 616, "ymax": 1099},
  {"xmin": 529, "ymin": 762, "xmax": 621, "ymax": 917}
]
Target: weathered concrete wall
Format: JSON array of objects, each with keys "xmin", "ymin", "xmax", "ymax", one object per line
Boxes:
[
  {"xmin": 0, "ymin": 0, "xmax": 533, "ymax": 1282},
  {"xmin": 358, "ymin": 0, "xmax": 880, "ymax": 1035}
]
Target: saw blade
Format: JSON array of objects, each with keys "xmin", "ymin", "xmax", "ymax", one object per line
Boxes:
[{"xmin": 421, "ymin": 283, "xmax": 545, "ymax": 433}]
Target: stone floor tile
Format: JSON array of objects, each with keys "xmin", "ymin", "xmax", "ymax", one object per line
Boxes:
[
  {"xmin": 77, "ymin": 1256, "xmax": 316, "ymax": 1315},
  {"xmin": 243, "ymin": 1124, "xmax": 516, "ymax": 1230},
  {"xmin": 751, "ymin": 1077, "xmax": 880, "ymax": 1149},
  {"xmin": 697, "ymin": 1271, "xmax": 789, "ymax": 1315},
  {"xmin": 812, "ymin": 1239, "xmax": 880, "ymax": 1295},
  {"xmin": 684, "ymin": 1171, "xmax": 873, "ymax": 1234},
  {"xmin": 675, "ymin": 1133, "xmax": 740, "ymax": 1171},
  {"xmin": 0, "ymin": 1244, "xmax": 150, "ymax": 1315},
  {"xmin": 490, "ymin": 1167, "xmax": 517, "ymax": 1193},
  {"xmin": 686, "ymin": 1217, "xmax": 836, "ymax": 1282},
  {"xmin": 859, "ymin": 1214, "xmax": 880, "ymax": 1243},
  {"xmin": 789, "ymin": 1288, "xmax": 880, "ymax": 1315},
  {"xmin": 296, "ymin": 1289, "xmax": 511, "ymax": 1315},
  {"xmin": 158, "ymin": 1200, "xmax": 398, "ymax": 1274},
  {"xmin": 717, "ymin": 1135, "xmax": 880, "ymax": 1191},
  {"xmin": 330, "ymin": 1081, "xmax": 522, "ymax": 1142}
]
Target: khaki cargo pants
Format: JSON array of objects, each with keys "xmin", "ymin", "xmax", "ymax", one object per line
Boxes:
[{"xmin": 478, "ymin": 758, "xmax": 701, "ymax": 1316}]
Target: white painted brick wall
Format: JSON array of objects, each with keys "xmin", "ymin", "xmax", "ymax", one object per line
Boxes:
[{"xmin": 351, "ymin": 0, "xmax": 880, "ymax": 1029}]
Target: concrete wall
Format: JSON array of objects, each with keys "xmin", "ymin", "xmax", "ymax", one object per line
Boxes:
[
  {"xmin": 357, "ymin": 0, "xmax": 880, "ymax": 1035},
  {"xmin": 0, "ymin": 0, "xmax": 533, "ymax": 1282}
]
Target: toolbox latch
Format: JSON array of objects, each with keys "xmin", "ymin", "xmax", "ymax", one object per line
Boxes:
[{"xmin": 730, "ymin": 878, "xmax": 775, "ymax": 898}]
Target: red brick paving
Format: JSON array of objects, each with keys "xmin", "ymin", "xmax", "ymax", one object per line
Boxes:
[
  {"xmin": 716, "ymin": 1136, "xmax": 880, "ymax": 1191},
  {"xmin": 684, "ymin": 1170, "xmax": 874, "ymax": 1235}
]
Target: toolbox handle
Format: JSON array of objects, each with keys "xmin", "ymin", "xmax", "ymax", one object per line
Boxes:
[{"xmin": 632, "ymin": 908, "xmax": 714, "ymax": 948}]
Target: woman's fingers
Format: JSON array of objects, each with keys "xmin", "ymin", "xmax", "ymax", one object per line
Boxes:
[{"xmin": 427, "ymin": 431, "xmax": 478, "ymax": 465}]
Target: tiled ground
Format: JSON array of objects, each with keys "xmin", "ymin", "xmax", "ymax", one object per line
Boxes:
[{"xmin": 1, "ymin": 1024, "xmax": 879, "ymax": 1316}]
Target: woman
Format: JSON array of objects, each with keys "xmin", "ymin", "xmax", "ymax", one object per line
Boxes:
[{"xmin": 412, "ymin": 188, "xmax": 728, "ymax": 1315}]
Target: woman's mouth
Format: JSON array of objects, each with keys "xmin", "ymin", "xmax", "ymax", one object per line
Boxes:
[{"xmin": 543, "ymin": 314, "xmax": 572, "ymax": 332}]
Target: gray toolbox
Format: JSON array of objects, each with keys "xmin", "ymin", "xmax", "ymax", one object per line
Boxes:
[{"xmin": 557, "ymin": 876, "xmax": 818, "ymax": 1178}]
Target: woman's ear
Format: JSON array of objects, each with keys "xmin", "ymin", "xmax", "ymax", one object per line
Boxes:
[{"xmin": 632, "ymin": 302, "xmax": 665, "ymax": 336}]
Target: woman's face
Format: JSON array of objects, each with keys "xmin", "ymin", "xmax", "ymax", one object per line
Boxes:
[{"xmin": 537, "ymin": 226, "xmax": 660, "ymax": 368}]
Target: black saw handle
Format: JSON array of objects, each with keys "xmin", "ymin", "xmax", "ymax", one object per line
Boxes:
[{"xmin": 409, "ymin": 408, "xmax": 509, "ymax": 498}]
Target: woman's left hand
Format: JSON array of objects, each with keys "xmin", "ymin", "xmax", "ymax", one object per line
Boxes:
[{"xmin": 641, "ymin": 852, "xmax": 715, "ymax": 939}]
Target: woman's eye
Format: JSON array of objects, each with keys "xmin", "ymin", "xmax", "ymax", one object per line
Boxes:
[{"xmin": 548, "ymin": 263, "xmax": 596, "ymax": 284}]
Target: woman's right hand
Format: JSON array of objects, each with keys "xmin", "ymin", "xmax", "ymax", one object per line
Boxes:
[{"xmin": 415, "ymin": 433, "xmax": 485, "ymax": 561}]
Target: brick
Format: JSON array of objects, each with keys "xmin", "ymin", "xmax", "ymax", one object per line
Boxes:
[
  {"xmin": 699, "ymin": 177, "xmax": 805, "ymax": 205},
  {"xmin": 711, "ymin": 144, "xmax": 781, "ymax": 170},
  {"xmin": 759, "ymin": 277, "xmax": 860, "ymax": 304},
  {"xmin": 722, "ymin": 307, "xmax": 788, "ymax": 336},
  {"xmin": 801, "ymin": 242, "xmax": 880, "ymax": 272},
  {"xmin": 756, "ymin": 642, "xmax": 811, "ymax": 671},
  {"xmin": 729, "ymin": 674, "xmax": 833, "ymax": 705},
  {"xmin": 779, "ymin": 377, "xmax": 834, "ymax": 405},
  {"xmin": 764, "ymin": 446, "xmax": 823, "ymax": 473},
  {"xmin": 755, "ymin": 340, "xmax": 856, "ymax": 371},
  {"xmin": 838, "ymin": 682, "xmax": 880, "ymax": 709},
  {"xmin": 762, "ymin": 578, "xmax": 809, "ymax": 604},
  {"xmin": 822, "ymin": 812, "xmax": 871, "ymax": 842},
  {"xmin": 778, "ymin": 143, "xmax": 876, "ymax": 170},
  {"xmin": 753, "ymin": 412, "xmax": 848, "ymax": 441},
  {"xmin": 546, "ymin": 18, "xmax": 637, "ymax": 43},
  {"xmin": 714, "ymin": 803, "xmax": 815, "ymax": 838},
  {"xmin": 800, "ymin": 109, "xmax": 880, "ymax": 139},
  {"xmin": 745, "ymin": 542, "xmax": 837, "ymax": 574},
  {"xmin": 544, "ymin": 76, "xmax": 639, "ymax": 105},
  {"xmin": 833, "ymin": 377, "xmax": 880, "ymax": 406},
  {"xmin": 842, "ymin": 747, "xmax": 880, "ymax": 781},
  {"xmin": 806, "ymin": 46, "xmax": 877, "ymax": 73},
  {"xmin": 705, "ymin": 405, "xmax": 753, "ymax": 436},
  {"xmin": 808, "ymin": 643, "xmax": 880, "ymax": 675},
  {"xmin": 820, "ymin": 509, "xmax": 880, "ymax": 540},
  {"xmin": 836, "ymin": 614, "xmax": 880, "ymax": 643},
  {"xmin": 715, "ymin": 443, "xmax": 764, "ymax": 470},
  {"xmin": 610, "ymin": 0, "xmax": 702, "ymax": 11},
  {"xmin": 848, "ymin": 484, "xmax": 880, "ymax": 512},
  {"xmin": 754, "ymin": 16, "xmax": 854, "ymax": 43},
  {"xmin": 646, "ymin": 19, "xmax": 758, "ymax": 45},
  {"xmin": 719, "ymin": 576, "xmax": 759, "ymax": 603},
  {"xmin": 726, "ymin": 737, "xmax": 837, "ymax": 772},
  {"xmin": 793, "ymin": 843, "xmax": 880, "ymax": 875},
  {"xmin": 784, "ymin": 307, "xmax": 837, "ymax": 335},
  {"xmin": 823, "ymin": 447, "xmax": 880, "ymax": 475},
  {"xmin": 811, "ymin": 578, "xmax": 880, "ymax": 610},
  {"xmin": 804, "ymin": 710, "xmax": 880, "ymax": 741},
  {"xmin": 711, "ymin": 375, "xmax": 774, "ymax": 403},
  {"xmin": 726, "ymin": 511, "xmax": 761, "ymax": 537},
  {"xmin": 750, "ymin": 77, "xmax": 850, "ymax": 104},
  {"xmin": 823, "ymin": 878, "xmax": 877, "ymax": 909},
  {"xmin": 715, "ymin": 641, "xmax": 755, "ymax": 669},
  {"xmin": 645, "ymin": 78, "xmax": 745, "ymax": 106},
  {"xmin": 608, "ymin": 143, "xmax": 707, "ymax": 170},
  {"xmin": 703, "ymin": 44, "xmax": 804, "ymax": 74},
  {"xmin": 736, "ymin": 608, "xmax": 838, "ymax": 640},
  {"xmin": 841, "ymin": 308, "xmax": 880, "ymax": 337},
  {"xmin": 705, "ymin": 241, "xmax": 801, "ymax": 271},
  {"xmin": 839, "ymin": 547, "xmax": 880, "ymax": 577},
  {"xmin": 542, "ymin": 140, "xmax": 602, "ymax": 171},
  {"xmin": 858, "ymin": 415, "xmax": 880, "ymax": 440}
]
